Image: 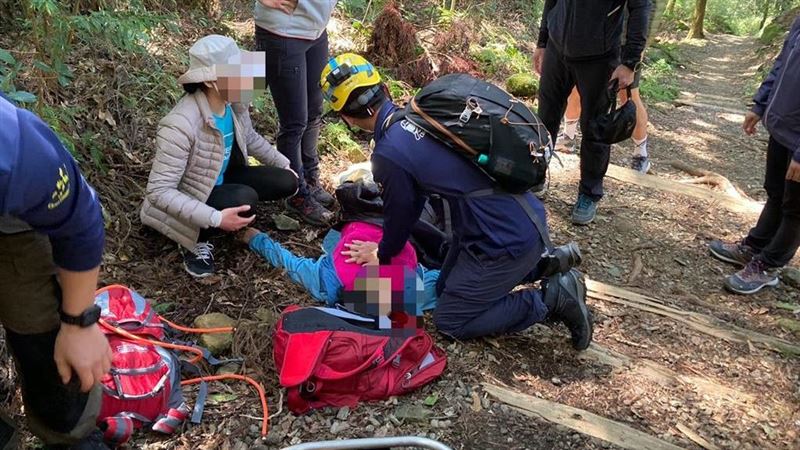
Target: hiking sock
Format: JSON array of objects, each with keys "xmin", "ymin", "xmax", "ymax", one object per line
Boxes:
[
  {"xmin": 633, "ymin": 136, "xmax": 648, "ymax": 158},
  {"xmin": 563, "ymin": 119, "xmax": 579, "ymax": 139}
]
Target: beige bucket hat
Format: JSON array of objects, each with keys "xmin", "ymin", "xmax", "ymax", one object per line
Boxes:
[{"xmin": 177, "ymin": 35, "xmax": 265, "ymax": 85}]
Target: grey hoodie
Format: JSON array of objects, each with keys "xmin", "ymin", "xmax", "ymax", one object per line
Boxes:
[
  {"xmin": 254, "ymin": 0, "xmax": 337, "ymax": 40},
  {"xmin": 752, "ymin": 17, "xmax": 800, "ymax": 161}
]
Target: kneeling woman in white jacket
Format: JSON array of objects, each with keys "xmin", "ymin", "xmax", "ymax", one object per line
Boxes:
[{"xmin": 141, "ymin": 35, "xmax": 298, "ymax": 278}]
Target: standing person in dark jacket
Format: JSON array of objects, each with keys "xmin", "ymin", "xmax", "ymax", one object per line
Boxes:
[
  {"xmin": 254, "ymin": 0, "xmax": 338, "ymax": 226},
  {"xmin": 709, "ymin": 17, "xmax": 800, "ymax": 295},
  {"xmin": 319, "ymin": 54, "xmax": 593, "ymax": 350},
  {"xmin": 534, "ymin": 0, "xmax": 651, "ymax": 224},
  {"xmin": 0, "ymin": 95, "xmax": 111, "ymax": 449}
]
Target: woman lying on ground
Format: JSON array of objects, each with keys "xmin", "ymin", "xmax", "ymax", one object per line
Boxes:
[
  {"xmin": 141, "ymin": 35, "xmax": 298, "ymax": 278},
  {"xmin": 238, "ymin": 180, "xmax": 443, "ymax": 314}
]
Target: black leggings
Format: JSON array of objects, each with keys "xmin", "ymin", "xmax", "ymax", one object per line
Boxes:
[{"xmin": 200, "ymin": 165, "xmax": 298, "ymax": 240}]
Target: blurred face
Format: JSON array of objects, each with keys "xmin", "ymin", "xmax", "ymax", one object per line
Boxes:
[{"xmin": 214, "ymin": 51, "xmax": 266, "ymax": 104}]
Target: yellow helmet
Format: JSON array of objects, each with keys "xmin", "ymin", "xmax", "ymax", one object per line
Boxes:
[{"xmin": 320, "ymin": 53, "xmax": 382, "ymax": 112}]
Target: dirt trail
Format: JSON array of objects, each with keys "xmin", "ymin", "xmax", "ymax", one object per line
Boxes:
[
  {"xmin": 637, "ymin": 34, "xmax": 767, "ymax": 199},
  {"xmin": 541, "ymin": 33, "xmax": 800, "ymax": 450}
]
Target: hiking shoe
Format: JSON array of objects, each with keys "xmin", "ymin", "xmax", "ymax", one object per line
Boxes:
[
  {"xmin": 724, "ymin": 259, "xmax": 779, "ymax": 295},
  {"xmin": 184, "ymin": 242, "xmax": 214, "ymax": 278},
  {"xmin": 631, "ymin": 155, "xmax": 651, "ymax": 174},
  {"xmin": 61, "ymin": 430, "xmax": 110, "ymax": 450},
  {"xmin": 544, "ymin": 269, "xmax": 593, "ymax": 350},
  {"xmin": 709, "ymin": 240, "xmax": 755, "ymax": 267},
  {"xmin": 571, "ymin": 194, "xmax": 597, "ymax": 225},
  {"xmin": 309, "ymin": 184, "xmax": 336, "ymax": 209},
  {"xmin": 286, "ymin": 194, "xmax": 334, "ymax": 226},
  {"xmin": 555, "ymin": 133, "xmax": 577, "ymax": 154}
]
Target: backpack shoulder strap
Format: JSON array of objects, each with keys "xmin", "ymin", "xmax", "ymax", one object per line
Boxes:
[
  {"xmin": 381, "ymin": 109, "xmax": 408, "ymax": 133},
  {"xmin": 466, "ymin": 188, "xmax": 553, "ymax": 251}
]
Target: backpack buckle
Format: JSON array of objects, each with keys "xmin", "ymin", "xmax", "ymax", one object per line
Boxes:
[{"xmin": 459, "ymin": 98, "xmax": 483, "ymax": 124}]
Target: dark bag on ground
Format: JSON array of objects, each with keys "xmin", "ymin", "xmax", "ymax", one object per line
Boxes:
[
  {"xmin": 273, "ymin": 306, "xmax": 447, "ymax": 414},
  {"xmin": 388, "ymin": 73, "xmax": 551, "ymax": 194},
  {"xmin": 585, "ymin": 81, "xmax": 637, "ymax": 145}
]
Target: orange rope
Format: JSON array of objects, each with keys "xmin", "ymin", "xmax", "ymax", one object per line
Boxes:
[
  {"xmin": 99, "ymin": 317, "xmax": 269, "ymax": 437},
  {"xmin": 99, "ymin": 319, "xmax": 205, "ymax": 364},
  {"xmin": 160, "ymin": 317, "xmax": 235, "ymax": 334},
  {"xmin": 182, "ymin": 375, "xmax": 269, "ymax": 436}
]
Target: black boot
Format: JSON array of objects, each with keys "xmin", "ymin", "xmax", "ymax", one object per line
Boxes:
[
  {"xmin": 67, "ymin": 430, "xmax": 109, "ymax": 450},
  {"xmin": 543, "ymin": 269, "xmax": 593, "ymax": 350}
]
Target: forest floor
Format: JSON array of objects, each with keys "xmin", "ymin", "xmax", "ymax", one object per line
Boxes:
[{"xmin": 2, "ymin": 8, "xmax": 799, "ymax": 450}]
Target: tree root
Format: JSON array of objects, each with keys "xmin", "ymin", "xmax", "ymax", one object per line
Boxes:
[{"xmin": 669, "ymin": 160, "xmax": 754, "ymax": 201}]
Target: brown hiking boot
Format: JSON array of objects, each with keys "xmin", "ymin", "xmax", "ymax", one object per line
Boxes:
[
  {"xmin": 309, "ymin": 184, "xmax": 336, "ymax": 209},
  {"xmin": 709, "ymin": 239, "xmax": 755, "ymax": 267},
  {"xmin": 285, "ymin": 194, "xmax": 334, "ymax": 227}
]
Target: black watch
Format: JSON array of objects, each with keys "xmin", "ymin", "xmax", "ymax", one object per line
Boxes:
[{"xmin": 60, "ymin": 305, "xmax": 102, "ymax": 327}]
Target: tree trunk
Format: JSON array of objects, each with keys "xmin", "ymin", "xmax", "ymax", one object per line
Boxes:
[
  {"xmin": 758, "ymin": 0, "xmax": 771, "ymax": 31},
  {"xmin": 687, "ymin": 0, "xmax": 707, "ymax": 39},
  {"xmin": 666, "ymin": 0, "xmax": 676, "ymax": 16}
]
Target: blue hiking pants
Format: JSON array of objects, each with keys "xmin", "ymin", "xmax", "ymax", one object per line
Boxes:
[{"xmin": 433, "ymin": 241, "xmax": 549, "ymax": 340}]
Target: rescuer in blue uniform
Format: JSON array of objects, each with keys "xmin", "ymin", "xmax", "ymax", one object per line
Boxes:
[{"xmin": 1, "ymin": 94, "xmax": 111, "ymax": 449}]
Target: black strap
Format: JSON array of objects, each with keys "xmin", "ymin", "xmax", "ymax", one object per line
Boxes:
[
  {"xmin": 381, "ymin": 110, "xmax": 408, "ymax": 133},
  {"xmin": 466, "ymin": 188, "xmax": 553, "ymax": 251},
  {"xmin": 606, "ymin": 79, "xmax": 633, "ymax": 114}
]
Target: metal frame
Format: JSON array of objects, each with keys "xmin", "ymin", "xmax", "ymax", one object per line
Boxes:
[{"xmin": 281, "ymin": 436, "xmax": 453, "ymax": 450}]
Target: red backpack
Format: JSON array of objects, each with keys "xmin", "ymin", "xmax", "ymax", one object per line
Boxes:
[
  {"xmin": 94, "ymin": 285, "xmax": 191, "ymax": 445},
  {"xmin": 94, "ymin": 285, "xmax": 269, "ymax": 445},
  {"xmin": 273, "ymin": 306, "xmax": 447, "ymax": 414}
]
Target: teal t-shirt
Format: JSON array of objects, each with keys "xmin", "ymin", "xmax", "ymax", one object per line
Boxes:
[{"xmin": 214, "ymin": 104, "xmax": 234, "ymax": 186}]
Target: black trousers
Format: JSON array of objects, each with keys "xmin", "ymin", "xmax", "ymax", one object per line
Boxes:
[
  {"xmin": 0, "ymin": 232, "xmax": 100, "ymax": 445},
  {"xmin": 200, "ymin": 165, "xmax": 298, "ymax": 240},
  {"xmin": 255, "ymin": 26, "xmax": 329, "ymax": 197},
  {"xmin": 538, "ymin": 44, "xmax": 619, "ymax": 200},
  {"xmin": 744, "ymin": 138, "xmax": 800, "ymax": 267}
]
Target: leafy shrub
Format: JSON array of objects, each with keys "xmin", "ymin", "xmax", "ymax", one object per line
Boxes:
[
  {"xmin": 472, "ymin": 42, "xmax": 530, "ymax": 77},
  {"xmin": 640, "ymin": 58, "xmax": 680, "ymax": 103},
  {"xmin": 506, "ymin": 73, "xmax": 538, "ymax": 98},
  {"xmin": 319, "ymin": 121, "xmax": 366, "ymax": 162}
]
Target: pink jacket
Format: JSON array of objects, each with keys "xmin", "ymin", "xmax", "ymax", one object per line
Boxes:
[{"xmin": 333, "ymin": 222, "xmax": 418, "ymax": 291}]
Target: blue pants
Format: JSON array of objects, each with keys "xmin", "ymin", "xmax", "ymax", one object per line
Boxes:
[
  {"xmin": 433, "ymin": 241, "xmax": 548, "ymax": 340},
  {"xmin": 249, "ymin": 231, "xmax": 440, "ymax": 314}
]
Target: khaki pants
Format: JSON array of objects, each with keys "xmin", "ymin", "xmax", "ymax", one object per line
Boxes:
[{"xmin": 0, "ymin": 232, "xmax": 100, "ymax": 446}]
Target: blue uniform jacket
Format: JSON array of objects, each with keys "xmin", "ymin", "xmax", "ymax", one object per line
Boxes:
[
  {"xmin": 0, "ymin": 95, "xmax": 104, "ymax": 271},
  {"xmin": 371, "ymin": 102, "xmax": 546, "ymax": 265}
]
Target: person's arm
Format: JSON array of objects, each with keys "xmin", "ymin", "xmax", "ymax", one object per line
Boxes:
[
  {"xmin": 372, "ymin": 154, "xmax": 426, "ymax": 265},
  {"xmin": 10, "ymin": 107, "xmax": 111, "ymax": 392},
  {"xmin": 752, "ymin": 19, "xmax": 798, "ymax": 117},
  {"xmin": 621, "ymin": 0, "xmax": 650, "ymax": 71},
  {"xmin": 234, "ymin": 105, "xmax": 291, "ymax": 169},
  {"xmin": 148, "ymin": 115, "xmax": 225, "ymax": 229},
  {"xmin": 537, "ymin": 0, "xmax": 557, "ymax": 48},
  {"xmin": 240, "ymin": 227, "xmax": 329, "ymax": 301}
]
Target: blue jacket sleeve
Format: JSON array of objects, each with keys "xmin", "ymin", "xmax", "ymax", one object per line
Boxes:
[
  {"xmin": 752, "ymin": 20, "xmax": 799, "ymax": 117},
  {"xmin": 7, "ymin": 108, "xmax": 105, "ymax": 271},
  {"xmin": 372, "ymin": 153, "xmax": 426, "ymax": 265}
]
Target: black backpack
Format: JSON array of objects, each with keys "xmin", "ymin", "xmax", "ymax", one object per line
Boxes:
[{"xmin": 386, "ymin": 74, "xmax": 551, "ymax": 194}]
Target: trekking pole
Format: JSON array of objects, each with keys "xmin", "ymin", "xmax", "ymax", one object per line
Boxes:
[{"xmin": 280, "ymin": 436, "xmax": 453, "ymax": 450}]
